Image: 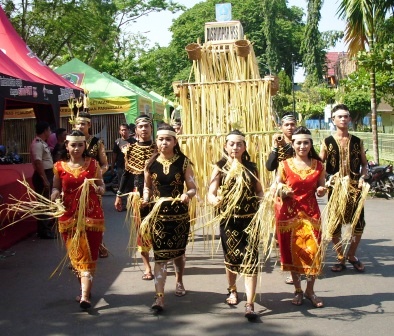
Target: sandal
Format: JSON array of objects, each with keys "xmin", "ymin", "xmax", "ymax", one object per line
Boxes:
[
  {"xmin": 331, "ymin": 263, "xmax": 346, "ymax": 272},
  {"xmin": 225, "ymin": 287, "xmax": 239, "ymax": 305},
  {"xmin": 304, "ymin": 292, "xmax": 324, "ymax": 308},
  {"xmin": 142, "ymin": 272, "xmax": 154, "ymax": 281},
  {"xmin": 244, "ymin": 303, "xmax": 258, "ymax": 320},
  {"xmin": 151, "ymin": 293, "xmax": 164, "ymax": 312},
  {"xmin": 347, "ymin": 257, "xmax": 365, "ymax": 272},
  {"xmin": 291, "ymin": 290, "xmax": 304, "ymax": 306},
  {"xmin": 175, "ymin": 282, "xmax": 186, "ymax": 296},
  {"xmin": 79, "ymin": 293, "xmax": 91, "ymax": 310},
  {"xmin": 285, "ymin": 276, "xmax": 294, "ymax": 285}
]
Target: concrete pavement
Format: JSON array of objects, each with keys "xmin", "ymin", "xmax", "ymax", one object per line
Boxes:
[{"xmin": 1, "ymin": 193, "xmax": 393, "ymax": 336}]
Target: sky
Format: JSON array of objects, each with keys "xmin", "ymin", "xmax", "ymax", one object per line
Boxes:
[{"xmin": 132, "ymin": 0, "xmax": 347, "ymax": 81}]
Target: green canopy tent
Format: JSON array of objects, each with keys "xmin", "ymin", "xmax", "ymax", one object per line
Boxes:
[
  {"xmin": 55, "ymin": 58, "xmax": 139, "ymax": 124},
  {"xmin": 55, "ymin": 58, "xmax": 144, "ymax": 159},
  {"xmin": 101, "ymin": 72, "xmax": 170, "ymax": 122},
  {"xmin": 123, "ymin": 80, "xmax": 171, "ymax": 122},
  {"xmin": 149, "ymin": 91, "xmax": 180, "ymax": 121}
]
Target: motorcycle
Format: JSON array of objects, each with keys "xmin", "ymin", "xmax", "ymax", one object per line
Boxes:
[{"xmin": 365, "ymin": 162, "xmax": 394, "ymax": 199}]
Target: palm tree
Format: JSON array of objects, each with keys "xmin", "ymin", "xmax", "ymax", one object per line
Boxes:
[{"xmin": 337, "ymin": 0, "xmax": 394, "ymax": 163}]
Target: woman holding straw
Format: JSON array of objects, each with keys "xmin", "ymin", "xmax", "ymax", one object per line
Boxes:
[
  {"xmin": 275, "ymin": 126, "xmax": 326, "ymax": 308},
  {"xmin": 207, "ymin": 130, "xmax": 264, "ymax": 320},
  {"xmin": 51, "ymin": 130, "xmax": 105, "ymax": 310},
  {"xmin": 140, "ymin": 124, "xmax": 196, "ymax": 312}
]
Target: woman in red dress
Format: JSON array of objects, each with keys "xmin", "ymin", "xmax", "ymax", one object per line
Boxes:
[
  {"xmin": 275, "ymin": 126, "xmax": 326, "ymax": 308},
  {"xmin": 51, "ymin": 130, "xmax": 105, "ymax": 310}
]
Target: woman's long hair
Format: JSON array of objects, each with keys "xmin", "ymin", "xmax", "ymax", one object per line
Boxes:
[
  {"xmin": 59, "ymin": 130, "xmax": 88, "ymax": 161},
  {"xmin": 146, "ymin": 123, "xmax": 193, "ymax": 170},
  {"xmin": 292, "ymin": 126, "xmax": 322, "ymax": 161}
]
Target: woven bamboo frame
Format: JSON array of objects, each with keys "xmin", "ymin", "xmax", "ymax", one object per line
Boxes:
[{"xmin": 178, "ymin": 40, "xmax": 277, "ymax": 202}]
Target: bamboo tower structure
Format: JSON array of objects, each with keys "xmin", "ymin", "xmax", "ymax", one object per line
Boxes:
[{"xmin": 175, "ymin": 20, "xmax": 278, "ymax": 203}]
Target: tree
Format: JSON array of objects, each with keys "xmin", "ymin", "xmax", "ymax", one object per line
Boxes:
[
  {"xmin": 337, "ymin": 0, "xmax": 394, "ymax": 163},
  {"xmin": 357, "ymin": 43, "xmax": 394, "ymax": 107},
  {"xmin": 4, "ymin": 0, "xmax": 184, "ymax": 69},
  {"xmin": 296, "ymin": 84, "xmax": 336, "ymax": 121},
  {"xmin": 146, "ymin": 0, "xmax": 306, "ymax": 97},
  {"xmin": 342, "ymin": 91, "xmax": 372, "ymax": 129},
  {"xmin": 272, "ymin": 70, "xmax": 294, "ymax": 117},
  {"xmin": 301, "ymin": 0, "xmax": 324, "ymax": 87}
]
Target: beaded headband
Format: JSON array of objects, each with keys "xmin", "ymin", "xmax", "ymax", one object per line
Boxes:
[
  {"xmin": 226, "ymin": 134, "xmax": 245, "ymax": 142},
  {"xmin": 75, "ymin": 116, "xmax": 91, "ymax": 123},
  {"xmin": 157, "ymin": 130, "xmax": 177, "ymax": 137},
  {"xmin": 135, "ymin": 116, "xmax": 152, "ymax": 125},
  {"xmin": 332, "ymin": 110, "xmax": 350, "ymax": 117},
  {"xmin": 281, "ymin": 115, "xmax": 297, "ymax": 123},
  {"xmin": 66, "ymin": 135, "xmax": 86, "ymax": 141},
  {"xmin": 292, "ymin": 134, "xmax": 312, "ymax": 140}
]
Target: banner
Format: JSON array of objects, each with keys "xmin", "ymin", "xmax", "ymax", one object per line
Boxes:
[
  {"xmin": 60, "ymin": 97, "xmax": 131, "ymax": 116},
  {"xmin": 3, "ymin": 108, "xmax": 35, "ymax": 119}
]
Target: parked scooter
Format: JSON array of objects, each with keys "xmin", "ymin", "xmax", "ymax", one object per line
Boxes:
[{"xmin": 365, "ymin": 162, "xmax": 394, "ymax": 199}]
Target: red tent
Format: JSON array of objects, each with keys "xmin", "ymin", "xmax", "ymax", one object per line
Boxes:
[
  {"xmin": 0, "ymin": 48, "xmax": 52, "ymax": 84},
  {"xmin": 0, "ymin": 7, "xmax": 80, "ymax": 89},
  {"xmin": 0, "ymin": 7, "xmax": 82, "ymax": 127}
]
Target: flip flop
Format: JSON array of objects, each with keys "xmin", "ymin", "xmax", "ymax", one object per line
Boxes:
[
  {"xmin": 285, "ymin": 276, "xmax": 294, "ymax": 284},
  {"xmin": 331, "ymin": 263, "xmax": 346, "ymax": 272},
  {"xmin": 79, "ymin": 299, "xmax": 91, "ymax": 310},
  {"xmin": 304, "ymin": 293, "xmax": 324, "ymax": 308},
  {"xmin": 142, "ymin": 272, "xmax": 154, "ymax": 280},
  {"xmin": 292, "ymin": 291, "xmax": 304, "ymax": 306},
  {"xmin": 175, "ymin": 282, "xmax": 186, "ymax": 296},
  {"xmin": 347, "ymin": 257, "xmax": 365, "ymax": 272},
  {"xmin": 226, "ymin": 290, "xmax": 239, "ymax": 305}
]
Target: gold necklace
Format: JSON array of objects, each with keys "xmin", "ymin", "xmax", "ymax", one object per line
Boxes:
[{"xmin": 157, "ymin": 154, "xmax": 179, "ymax": 175}]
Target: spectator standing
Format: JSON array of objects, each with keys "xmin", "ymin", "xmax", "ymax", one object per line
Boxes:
[
  {"xmin": 30, "ymin": 121, "xmax": 55, "ymax": 239},
  {"xmin": 52, "ymin": 128, "xmax": 67, "ymax": 163},
  {"xmin": 113, "ymin": 124, "xmax": 136, "ymax": 198}
]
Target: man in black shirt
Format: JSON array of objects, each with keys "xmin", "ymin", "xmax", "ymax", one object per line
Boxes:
[
  {"xmin": 113, "ymin": 123, "xmax": 136, "ymax": 196},
  {"xmin": 51, "ymin": 128, "xmax": 67, "ymax": 163},
  {"xmin": 265, "ymin": 114, "xmax": 297, "ymax": 171}
]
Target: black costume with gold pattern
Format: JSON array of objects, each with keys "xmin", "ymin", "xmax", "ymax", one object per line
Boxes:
[
  {"xmin": 265, "ymin": 143, "xmax": 294, "ymax": 171},
  {"xmin": 218, "ymin": 162, "xmax": 260, "ymax": 275},
  {"xmin": 324, "ymin": 135, "xmax": 362, "ymax": 181},
  {"xmin": 86, "ymin": 136, "xmax": 103, "ymax": 162},
  {"xmin": 121, "ymin": 141, "xmax": 157, "ymax": 195},
  {"xmin": 323, "ymin": 135, "xmax": 365, "ymax": 235},
  {"xmin": 148, "ymin": 154, "xmax": 190, "ymax": 262}
]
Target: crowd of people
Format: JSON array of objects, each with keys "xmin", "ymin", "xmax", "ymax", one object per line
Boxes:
[{"xmin": 26, "ymin": 104, "xmax": 368, "ymax": 319}]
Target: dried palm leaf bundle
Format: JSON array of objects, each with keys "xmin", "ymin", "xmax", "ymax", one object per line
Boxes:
[
  {"xmin": 122, "ymin": 191, "xmax": 142, "ymax": 259},
  {"xmin": 139, "ymin": 196, "xmax": 179, "ymax": 241},
  {"xmin": 318, "ymin": 176, "xmax": 370, "ymax": 267},
  {"xmin": 0, "ymin": 178, "xmax": 65, "ymax": 230}
]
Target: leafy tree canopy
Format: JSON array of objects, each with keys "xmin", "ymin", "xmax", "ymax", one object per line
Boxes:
[{"xmin": 3, "ymin": 0, "xmax": 184, "ymax": 69}]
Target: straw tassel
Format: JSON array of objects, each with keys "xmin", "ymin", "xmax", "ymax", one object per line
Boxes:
[
  {"xmin": 0, "ymin": 177, "xmax": 65, "ymax": 230},
  {"xmin": 123, "ymin": 191, "xmax": 142, "ymax": 259}
]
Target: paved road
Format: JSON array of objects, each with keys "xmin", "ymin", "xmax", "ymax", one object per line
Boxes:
[{"xmin": 1, "ymin": 193, "xmax": 393, "ymax": 336}]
